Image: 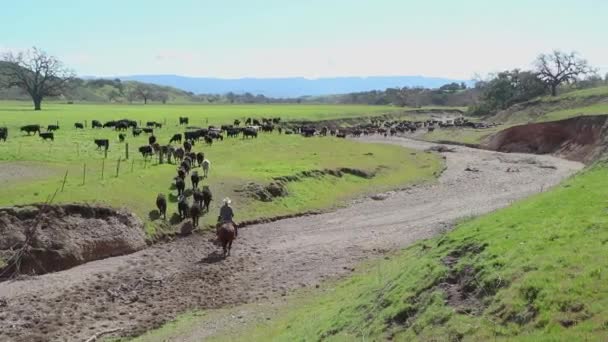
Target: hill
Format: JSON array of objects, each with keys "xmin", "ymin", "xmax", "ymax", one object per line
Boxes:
[{"xmin": 117, "ymin": 75, "xmax": 472, "ymax": 98}]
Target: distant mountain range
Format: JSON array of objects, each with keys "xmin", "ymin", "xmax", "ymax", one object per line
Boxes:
[{"xmin": 112, "ymin": 75, "xmax": 472, "ymax": 98}]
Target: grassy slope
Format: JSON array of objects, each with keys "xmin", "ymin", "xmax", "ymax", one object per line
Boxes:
[
  {"xmin": 0, "ymin": 102, "xmax": 441, "ymax": 237},
  {"xmin": 420, "ymin": 86, "xmax": 608, "ymax": 146},
  {"xmin": 184, "ymin": 165, "xmax": 607, "ymax": 342}
]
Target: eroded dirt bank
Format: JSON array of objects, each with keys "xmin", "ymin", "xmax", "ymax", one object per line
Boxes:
[
  {"xmin": 482, "ymin": 115, "xmax": 608, "ymax": 163},
  {"xmin": 0, "ymin": 137, "xmax": 583, "ymax": 342}
]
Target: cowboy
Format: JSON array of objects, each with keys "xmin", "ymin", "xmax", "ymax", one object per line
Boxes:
[{"xmin": 218, "ymin": 197, "xmax": 237, "ymax": 237}]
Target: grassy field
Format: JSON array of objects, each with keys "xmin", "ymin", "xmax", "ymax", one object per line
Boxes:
[
  {"xmin": 0, "ymin": 102, "xmax": 442, "ymax": 237},
  {"xmin": 142, "ymin": 164, "xmax": 605, "ymax": 342}
]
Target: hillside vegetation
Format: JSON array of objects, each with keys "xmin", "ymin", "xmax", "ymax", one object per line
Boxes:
[
  {"xmin": 421, "ymin": 85, "xmax": 608, "ymax": 146},
  {"xmin": 207, "ymin": 164, "xmax": 608, "ymax": 342}
]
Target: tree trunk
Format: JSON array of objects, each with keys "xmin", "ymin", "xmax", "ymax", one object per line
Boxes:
[
  {"xmin": 33, "ymin": 96, "xmax": 42, "ymax": 110},
  {"xmin": 144, "ymin": 97, "xmax": 148, "ymax": 104},
  {"xmin": 550, "ymin": 83, "xmax": 557, "ymax": 96}
]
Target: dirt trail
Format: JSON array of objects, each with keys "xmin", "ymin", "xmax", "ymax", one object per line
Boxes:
[{"xmin": 0, "ymin": 137, "xmax": 583, "ymax": 342}]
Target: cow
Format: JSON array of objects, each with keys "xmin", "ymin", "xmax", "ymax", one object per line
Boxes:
[
  {"xmin": 74, "ymin": 122, "xmax": 84, "ymax": 129},
  {"xmin": 148, "ymin": 135, "xmax": 157, "ymax": 145},
  {"xmin": 142, "ymin": 128, "xmax": 154, "ymax": 134},
  {"xmin": 132, "ymin": 128, "xmax": 142, "ymax": 137},
  {"xmin": 196, "ymin": 152, "xmax": 204, "ymax": 167},
  {"xmin": 243, "ymin": 128, "xmax": 258, "ymax": 139},
  {"xmin": 177, "ymin": 195, "xmax": 189, "ymax": 220},
  {"xmin": 191, "ymin": 171, "xmax": 200, "ymax": 189},
  {"xmin": 156, "ymin": 193, "xmax": 167, "ymax": 220},
  {"xmin": 302, "ymin": 127, "xmax": 316, "ymax": 137},
  {"xmin": 169, "ymin": 133, "xmax": 182, "ymax": 144},
  {"xmin": 245, "ymin": 117, "xmax": 252, "ymax": 125},
  {"xmin": 92, "ymin": 120, "xmax": 102, "ymax": 128},
  {"xmin": 40, "ymin": 132, "xmax": 54, "ymax": 141},
  {"xmin": 204, "ymin": 135, "xmax": 213, "ymax": 146},
  {"xmin": 94, "ymin": 139, "xmax": 109, "ymax": 150},
  {"xmin": 103, "ymin": 121, "xmax": 117, "ymax": 128},
  {"xmin": 183, "ymin": 140, "xmax": 192, "ymax": 153},
  {"xmin": 336, "ymin": 133, "xmax": 346, "ymax": 138},
  {"xmin": 262, "ymin": 124, "xmax": 274, "ymax": 133},
  {"xmin": 179, "ymin": 117, "xmax": 189, "ymax": 125},
  {"xmin": 252, "ymin": 119, "xmax": 261, "ymax": 126},
  {"xmin": 175, "ymin": 177, "xmax": 186, "ymax": 196},
  {"xmin": 234, "ymin": 119, "xmax": 241, "ymax": 126},
  {"xmin": 47, "ymin": 125, "xmax": 59, "ymax": 132},
  {"xmin": 115, "ymin": 122, "xmax": 128, "ymax": 131},
  {"xmin": 202, "ymin": 159, "xmax": 210, "ymax": 178},
  {"xmin": 201, "ymin": 186, "xmax": 212, "ymax": 213},
  {"xmin": 118, "ymin": 133, "xmax": 126, "ymax": 142},
  {"xmin": 0, "ymin": 127, "xmax": 7, "ymax": 142},
  {"xmin": 20, "ymin": 125, "xmax": 40, "ymax": 135},
  {"xmin": 139, "ymin": 145, "xmax": 154, "ymax": 158},
  {"xmin": 173, "ymin": 147, "xmax": 185, "ymax": 162},
  {"xmin": 227, "ymin": 128, "xmax": 241, "ymax": 138},
  {"xmin": 180, "ymin": 159, "xmax": 191, "ymax": 175},
  {"xmin": 190, "ymin": 203, "xmax": 201, "ymax": 227}
]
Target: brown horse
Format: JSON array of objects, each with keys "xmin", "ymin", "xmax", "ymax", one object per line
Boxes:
[{"xmin": 217, "ymin": 222, "xmax": 235, "ymax": 256}]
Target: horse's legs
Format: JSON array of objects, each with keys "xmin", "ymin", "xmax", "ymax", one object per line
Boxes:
[{"xmin": 228, "ymin": 240, "xmax": 233, "ymax": 256}]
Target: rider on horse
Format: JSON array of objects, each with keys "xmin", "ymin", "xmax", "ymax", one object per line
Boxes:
[{"xmin": 218, "ymin": 197, "xmax": 237, "ymax": 237}]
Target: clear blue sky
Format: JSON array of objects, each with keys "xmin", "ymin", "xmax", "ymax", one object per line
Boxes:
[{"xmin": 1, "ymin": 0, "xmax": 606, "ymax": 78}]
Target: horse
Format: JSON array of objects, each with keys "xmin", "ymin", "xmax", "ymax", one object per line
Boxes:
[{"xmin": 217, "ymin": 222, "xmax": 235, "ymax": 257}]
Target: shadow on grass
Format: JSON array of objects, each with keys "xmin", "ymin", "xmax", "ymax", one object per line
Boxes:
[
  {"xmin": 148, "ymin": 210, "xmax": 161, "ymax": 221},
  {"xmin": 169, "ymin": 213, "xmax": 184, "ymax": 225}
]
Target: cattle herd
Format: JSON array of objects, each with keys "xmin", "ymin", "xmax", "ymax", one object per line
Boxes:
[{"xmin": 0, "ymin": 114, "xmax": 496, "ymax": 229}]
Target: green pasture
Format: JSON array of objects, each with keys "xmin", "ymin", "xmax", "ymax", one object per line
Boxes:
[
  {"xmin": 0, "ymin": 102, "xmax": 442, "ymax": 238},
  {"xmin": 140, "ymin": 165, "xmax": 608, "ymax": 342}
]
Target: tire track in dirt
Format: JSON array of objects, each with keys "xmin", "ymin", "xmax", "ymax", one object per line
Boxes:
[{"xmin": 0, "ymin": 137, "xmax": 583, "ymax": 342}]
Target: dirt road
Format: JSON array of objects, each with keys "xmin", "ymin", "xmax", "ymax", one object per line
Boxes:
[{"xmin": 0, "ymin": 137, "xmax": 583, "ymax": 342}]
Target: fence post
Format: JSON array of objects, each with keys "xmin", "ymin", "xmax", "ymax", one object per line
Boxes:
[
  {"xmin": 104, "ymin": 147, "xmax": 108, "ymax": 159},
  {"xmin": 101, "ymin": 158, "xmax": 105, "ymax": 179},
  {"xmin": 82, "ymin": 163, "xmax": 87, "ymax": 185},
  {"xmin": 131, "ymin": 158, "xmax": 135, "ymax": 172},
  {"xmin": 18, "ymin": 142, "xmax": 21, "ymax": 156},
  {"xmin": 125, "ymin": 143, "xmax": 129, "ymax": 160},
  {"xmin": 116, "ymin": 158, "xmax": 122, "ymax": 177},
  {"xmin": 61, "ymin": 170, "xmax": 68, "ymax": 192}
]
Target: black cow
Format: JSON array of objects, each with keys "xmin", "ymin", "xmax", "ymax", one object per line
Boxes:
[
  {"xmin": 103, "ymin": 121, "xmax": 116, "ymax": 128},
  {"xmin": 191, "ymin": 171, "xmax": 200, "ymax": 189},
  {"xmin": 20, "ymin": 125, "xmax": 40, "ymax": 135},
  {"xmin": 0, "ymin": 127, "xmax": 7, "ymax": 142},
  {"xmin": 208, "ymin": 131, "xmax": 223, "ymax": 141},
  {"xmin": 94, "ymin": 139, "xmax": 109, "ymax": 150},
  {"xmin": 118, "ymin": 133, "xmax": 126, "ymax": 142},
  {"xmin": 336, "ymin": 133, "xmax": 346, "ymax": 138},
  {"xmin": 139, "ymin": 145, "xmax": 154, "ymax": 158},
  {"xmin": 47, "ymin": 125, "xmax": 59, "ymax": 132},
  {"xmin": 156, "ymin": 193, "xmax": 167, "ymax": 220},
  {"xmin": 196, "ymin": 152, "xmax": 204, "ymax": 166},
  {"xmin": 115, "ymin": 122, "xmax": 128, "ymax": 131},
  {"xmin": 183, "ymin": 140, "xmax": 192, "ymax": 153},
  {"xmin": 227, "ymin": 128, "xmax": 241, "ymax": 138},
  {"xmin": 204, "ymin": 135, "xmax": 213, "ymax": 146},
  {"xmin": 40, "ymin": 132, "xmax": 54, "ymax": 141},
  {"xmin": 175, "ymin": 177, "xmax": 186, "ymax": 196},
  {"xmin": 92, "ymin": 120, "xmax": 102, "ymax": 128},
  {"xmin": 201, "ymin": 186, "xmax": 212, "ymax": 213},
  {"xmin": 179, "ymin": 117, "xmax": 189, "ymax": 125},
  {"xmin": 142, "ymin": 128, "xmax": 154, "ymax": 134},
  {"xmin": 148, "ymin": 135, "xmax": 157, "ymax": 145},
  {"xmin": 233, "ymin": 119, "xmax": 241, "ymax": 126},
  {"xmin": 177, "ymin": 196, "xmax": 189, "ymax": 220},
  {"xmin": 169, "ymin": 133, "xmax": 182, "ymax": 144},
  {"xmin": 74, "ymin": 122, "xmax": 84, "ymax": 129},
  {"xmin": 190, "ymin": 203, "xmax": 201, "ymax": 227},
  {"xmin": 132, "ymin": 128, "xmax": 142, "ymax": 137},
  {"xmin": 243, "ymin": 128, "xmax": 258, "ymax": 139}
]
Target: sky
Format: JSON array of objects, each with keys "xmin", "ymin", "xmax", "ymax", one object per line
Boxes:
[{"xmin": 1, "ymin": 0, "xmax": 606, "ymax": 79}]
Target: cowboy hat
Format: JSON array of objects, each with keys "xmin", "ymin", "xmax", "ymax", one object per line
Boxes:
[{"xmin": 223, "ymin": 197, "xmax": 232, "ymax": 204}]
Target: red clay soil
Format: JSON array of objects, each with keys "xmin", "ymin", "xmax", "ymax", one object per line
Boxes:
[{"xmin": 483, "ymin": 115, "xmax": 608, "ymax": 163}]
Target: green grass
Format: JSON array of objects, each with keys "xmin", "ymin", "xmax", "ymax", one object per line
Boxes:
[
  {"xmin": 168, "ymin": 165, "xmax": 608, "ymax": 342},
  {"xmin": 422, "ymin": 127, "xmax": 501, "ymax": 145},
  {"xmin": 0, "ymin": 102, "xmax": 442, "ymax": 238},
  {"xmin": 541, "ymin": 104, "xmax": 608, "ymax": 122}
]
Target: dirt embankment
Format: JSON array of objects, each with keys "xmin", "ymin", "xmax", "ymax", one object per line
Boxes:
[
  {"xmin": 482, "ymin": 115, "xmax": 608, "ymax": 163},
  {"xmin": 0, "ymin": 204, "xmax": 146, "ymax": 277}
]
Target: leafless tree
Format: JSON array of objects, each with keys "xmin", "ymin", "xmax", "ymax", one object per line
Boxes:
[
  {"xmin": 535, "ymin": 50, "xmax": 595, "ymax": 96},
  {"xmin": 0, "ymin": 47, "xmax": 75, "ymax": 110},
  {"xmin": 133, "ymin": 83, "xmax": 154, "ymax": 104}
]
